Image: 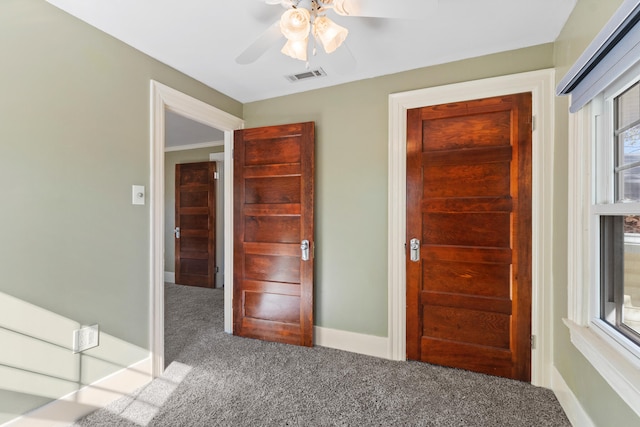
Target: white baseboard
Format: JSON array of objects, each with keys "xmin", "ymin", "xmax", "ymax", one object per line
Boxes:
[
  {"xmin": 551, "ymin": 366, "xmax": 595, "ymax": 427},
  {"xmin": 164, "ymin": 271, "xmax": 175, "ymax": 283},
  {"xmin": 314, "ymin": 326, "xmax": 389, "ymax": 359},
  {"xmin": 3, "ymin": 357, "xmax": 152, "ymax": 427}
]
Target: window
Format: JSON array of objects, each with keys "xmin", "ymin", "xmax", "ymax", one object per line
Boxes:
[
  {"xmin": 598, "ymin": 81, "xmax": 640, "ymax": 347},
  {"xmin": 565, "ymin": 67, "xmax": 640, "ymax": 415},
  {"xmin": 600, "ymin": 215, "xmax": 640, "ymax": 342},
  {"xmin": 564, "ymin": 64, "xmax": 640, "ymax": 416},
  {"xmin": 564, "ymin": 67, "xmax": 640, "ymax": 415},
  {"xmin": 560, "ymin": 0, "xmax": 640, "ymax": 416}
]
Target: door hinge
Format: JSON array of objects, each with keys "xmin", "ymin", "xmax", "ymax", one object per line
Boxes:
[
  {"xmin": 213, "ymin": 171, "xmax": 219, "ymax": 180},
  {"xmin": 531, "ymin": 335, "xmax": 536, "ymax": 349},
  {"xmin": 216, "ymin": 266, "xmax": 219, "ymax": 273},
  {"xmin": 531, "ymin": 115, "xmax": 536, "ymax": 131}
]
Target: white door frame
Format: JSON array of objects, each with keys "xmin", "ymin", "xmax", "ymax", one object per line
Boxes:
[
  {"xmin": 387, "ymin": 69, "xmax": 555, "ymax": 387},
  {"xmin": 150, "ymin": 81, "xmax": 244, "ymax": 376},
  {"xmin": 209, "ymin": 152, "xmax": 226, "ymax": 288}
]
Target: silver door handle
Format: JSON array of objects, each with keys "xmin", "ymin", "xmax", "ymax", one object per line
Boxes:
[
  {"xmin": 174, "ymin": 227, "xmax": 180, "ymax": 239},
  {"xmin": 410, "ymin": 238, "xmax": 420, "ymax": 262},
  {"xmin": 301, "ymin": 240, "xmax": 310, "ymax": 261}
]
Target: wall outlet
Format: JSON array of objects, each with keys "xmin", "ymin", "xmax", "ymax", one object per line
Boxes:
[{"xmin": 72, "ymin": 324, "xmax": 99, "ymax": 353}]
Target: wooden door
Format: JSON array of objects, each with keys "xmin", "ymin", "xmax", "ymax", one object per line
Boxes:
[
  {"xmin": 175, "ymin": 161, "xmax": 216, "ymax": 288},
  {"xmin": 406, "ymin": 93, "xmax": 532, "ymax": 381},
  {"xmin": 233, "ymin": 122, "xmax": 314, "ymax": 346}
]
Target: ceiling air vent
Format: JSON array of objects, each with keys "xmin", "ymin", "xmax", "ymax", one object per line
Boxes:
[{"xmin": 285, "ymin": 68, "xmax": 327, "ymax": 83}]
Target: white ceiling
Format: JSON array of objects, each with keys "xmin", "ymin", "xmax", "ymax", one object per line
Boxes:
[{"xmin": 46, "ymin": 0, "xmax": 577, "ymax": 104}]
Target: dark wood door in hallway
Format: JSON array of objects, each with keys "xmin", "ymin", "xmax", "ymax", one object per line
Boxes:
[{"xmin": 175, "ymin": 161, "xmax": 217, "ymax": 288}]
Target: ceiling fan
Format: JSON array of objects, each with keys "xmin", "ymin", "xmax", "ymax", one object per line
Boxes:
[{"xmin": 236, "ymin": 0, "xmax": 437, "ymax": 67}]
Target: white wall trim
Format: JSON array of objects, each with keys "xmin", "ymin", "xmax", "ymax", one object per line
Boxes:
[
  {"xmin": 551, "ymin": 365, "xmax": 596, "ymax": 427},
  {"xmin": 164, "ymin": 271, "xmax": 175, "ymax": 283},
  {"xmin": 387, "ymin": 69, "xmax": 556, "ymax": 388},
  {"xmin": 3, "ymin": 357, "xmax": 152, "ymax": 427},
  {"xmin": 164, "ymin": 140, "xmax": 224, "ymax": 152},
  {"xmin": 209, "ymin": 152, "xmax": 225, "ymax": 288},
  {"xmin": 567, "ymin": 100, "xmax": 592, "ymax": 326},
  {"xmin": 314, "ymin": 327, "xmax": 389, "ymax": 359},
  {"xmin": 150, "ymin": 80, "xmax": 244, "ymax": 378}
]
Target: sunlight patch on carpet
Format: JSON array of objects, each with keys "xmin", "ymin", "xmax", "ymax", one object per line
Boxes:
[{"xmin": 104, "ymin": 362, "xmax": 192, "ymax": 426}]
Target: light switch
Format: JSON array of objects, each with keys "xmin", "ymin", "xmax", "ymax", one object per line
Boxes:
[{"xmin": 132, "ymin": 185, "xmax": 145, "ymax": 205}]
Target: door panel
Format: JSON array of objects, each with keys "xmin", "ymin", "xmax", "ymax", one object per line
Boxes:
[
  {"xmin": 234, "ymin": 122, "xmax": 314, "ymax": 347},
  {"xmin": 244, "ymin": 177, "xmax": 301, "ymax": 204},
  {"xmin": 423, "ymin": 212, "xmax": 511, "ymax": 247},
  {"xmin": 424, "ymin": 261, "xmax": 511, "ymax": 297},
  {"xmin": 422, "ymin": 111, "xmax": 511, "ymax": 150},
  {"xmin": 422, "ymin": 305, "xmax": 511, "ymax": 348},
  {"xmin": 175, "ymin": 161, "xmax": 216, "ymax": 288},
  {"xmin": 244, "ymin": 216, "xmax": 301, "ymax": 243},
  {"xmin": 407, "ymin": 93, "xmax": 532, "ymax": 381},
  {"xmin": 244, "ymin": 292, "xmax": 301, "ymax": 324}
]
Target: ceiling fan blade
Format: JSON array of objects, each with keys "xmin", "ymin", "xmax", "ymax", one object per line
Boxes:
[
  {"xmin": 336, "ymin": 0, "xmax": 438, "ymax": 19},
  {"xmin": 235, "ymin": 21, "xmax": 283, "ymax": 65},
  {"xmin": 249, "ymin": 0, "xmax": 285, "ymax": 23}
]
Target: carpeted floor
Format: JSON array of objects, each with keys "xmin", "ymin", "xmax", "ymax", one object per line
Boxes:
[{"xmin": 74, "ymin": 283, "xmax": 570, "ymax": 426}]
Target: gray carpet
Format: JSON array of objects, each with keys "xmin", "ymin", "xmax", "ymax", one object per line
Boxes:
[{"xmin": 74, "ymin": 283, "xmax": 570, "ymax": 426}]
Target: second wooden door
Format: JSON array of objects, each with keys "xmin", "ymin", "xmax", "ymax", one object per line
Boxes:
[{"xmin": 233, "ymin": 122, "xmax": 315, "ymax": 347}]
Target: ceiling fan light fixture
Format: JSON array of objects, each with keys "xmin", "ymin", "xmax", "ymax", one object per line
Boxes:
[
  {"xmin": 312, "ymin": 16, "xmax": 348, "ymax": 53},
  {"xmin": 280, "ymin": 8, "xmax": 311, "ymax": 41},
  {"xmin": 281, "ymin": 37, "xmax": 309, "ymax": 61}
]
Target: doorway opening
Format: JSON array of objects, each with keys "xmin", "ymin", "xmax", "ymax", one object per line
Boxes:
[
  {"xmin": 150, "ymin": 80, "xmax": 244, "ymax": 376},
  {"xmin": 165, "ymin": 114, "xmax": 224, "ymax": 290}
]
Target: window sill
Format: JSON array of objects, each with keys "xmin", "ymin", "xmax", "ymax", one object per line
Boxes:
[{"xmin": 563, "ymin": 318, "xmax": 640, "ymax": 417}]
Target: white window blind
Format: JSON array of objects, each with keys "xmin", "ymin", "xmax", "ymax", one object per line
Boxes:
[{"xmin": 556, "ymin": 0, "xmax": 640, "ymax": 113}]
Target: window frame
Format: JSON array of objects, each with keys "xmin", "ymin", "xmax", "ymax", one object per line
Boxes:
[
  {"xmin": 591, "ymin": 71, "xmax": 640, "ymax": 356},
  {"xmin": 566, "ymin": 60, "xmax": 640, "ymax": 417}
]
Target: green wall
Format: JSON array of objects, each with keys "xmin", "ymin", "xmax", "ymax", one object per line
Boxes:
[
  {"xmin": 553, "ymin": 0, "xmax": 640, "ymax": 425},
  {"xmin": 164, "ymin": 146, "xmax": 223, "ymax": 274},
  {"xmin": 0, "ymin": 0, "xmax": 241, "ymax": 422},
  {"xmin": 244, "ymin": 44, "xmax": 555, "ymax": 336}
]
